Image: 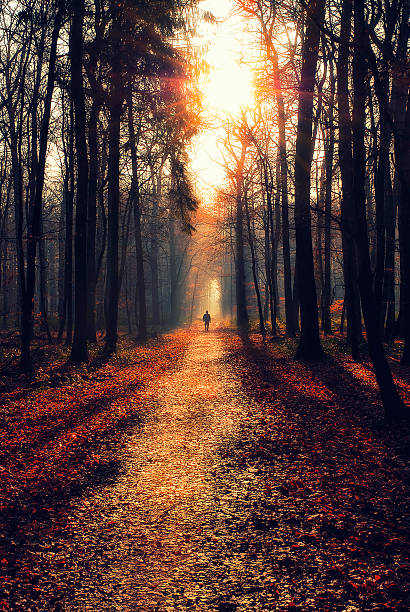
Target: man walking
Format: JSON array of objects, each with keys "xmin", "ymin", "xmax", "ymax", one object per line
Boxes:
[{"xmin": 203, "ymin": 310, "xmax": 211, "ymax": 331}]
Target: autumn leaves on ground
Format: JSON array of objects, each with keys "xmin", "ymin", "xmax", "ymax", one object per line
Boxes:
[{"xmin": 0, "ymin": 325, "xmax": 409, "ymax": 611}]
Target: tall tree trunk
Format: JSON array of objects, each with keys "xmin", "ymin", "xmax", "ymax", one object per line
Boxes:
[
  {"xmin": 9, "ymin": 119, "xmax": 27, "ymax": 362},
  {"xmin": 86, "ymin": 4, "xmax": 104, "ymax": 342},
  {"xmin": 268, "ymin": 184, "xmax": 278, "ymax": 335},
  {"xmin": 373, "ymin": 83, "xmax": 389, "ymax": 326},
  {"xmin": 0, "ymin": 191, "xmax": 10, "ymax": 330},
  {"xmin": 323, "ymin": 68, "xmax": 335, "ymax": 334},
  {"xmin": 351, "ymin": 0, "xmax": 404, "ymax": 419},
  {"xmin": 150, "ymin": 194, "xmax": 161, "ymax": 327},
  {"xmin": 190, "ymin": 269, "xmax": 199, "ymax": 323},
  {"xmin": 293, "ymin": 264, "xmax": 300, "ymax": 332},
  {"xmin": 104, "ymin": 8, "xmax": 124, "ymax": 354},
  {"xmin": 263, "ymin": 204, "xmax": 274, "ymax": 329},
  {"xmin": 294, "ymin": 0, "xmax": 325, "ymax": 360},
  {"xmin": 125, "ymin": 264, "xmax": 133, "ymax": 335},
  {"xmin": 70, "ymin": 0, "xmax": 89, "ymax": 363},
  {"xmin": 398, "ymin": 90, "xmax": 410, "ymax": 363},
  {"xmin": 104, "ymin": 106, "xmax": 121, "ymax": 353},
  {"xmin": 133, "ymin": 184, "xmax": 147, "ymax": 340},
  {"xmin": 383, "ymin": 168, "xmax": 396, "ymax": 341},
  {"xmin": 389, "ymin": 0, "xmax": 410, "ymax": 361},
  {"xmin": 65, "ymin": 131, "xmax": 74, "ymax": 346},
  {"xmin": 58, "ymin": 178, "xmax": 66, "ymax": 337},
  {"xmin": 19, "ymin": 1, "xmax": 64, "ymax": 370},
  {"xmin": 169, "ymin": 215, "xmax": 178, "ymax": 326},
  {"xmin": 1, "ymin": 247, "xmax": 8, "ymax": 331},
  {"xmin": 337, "ymin": 0, "xmax": 361, "ymax": 361},
  {"xmin": 127, "ymin": 93, "xmax": 147, "ymax": 340},
  {"xmin": 86, "ymin": 100, "xmax": 100, "ymax": 342},
  {"xmin": 244, "ymin": 194, "xmax": 265, "ymax": 336},
  {"xmin": 58, "ymin": 100, "xmax": 74, "ymax": 344},
  {"xmin": 118, "ymin": 198, "xmax": 132, "ymax": 293},
  {"xmin": 275, "ymin": 68, "xmax": 294, "ymax": 337},
  {"xmin": 235, "ymin": 139, "xmax": 249, "ymax": 330},
  {"xmin": 260, "ymin": 12, "xmax": 295, "ymax": 335},
  {"xmin": 261, "ymin": 167, "xmax": 276, "ymax": 334},
  {"xmin": 316, "ymin": 165, "xmax": 325, "ymax": 330},
  {"xmin": 39, "ymin": 213, "xmax": 52, "ymax": 342}
]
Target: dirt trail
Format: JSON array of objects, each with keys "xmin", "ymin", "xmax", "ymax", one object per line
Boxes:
[
  {"xmin": 7, "ymin": 327, "xmax": 408, "ymax": 611},
  {"xmin": 63, "ymin": 328, "xmax": 259, "ymax": 611}
]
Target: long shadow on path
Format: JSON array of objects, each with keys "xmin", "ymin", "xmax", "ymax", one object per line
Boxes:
[{"xmin": 220, "ymin": 330, "xmax": 410, "ymax": 611}]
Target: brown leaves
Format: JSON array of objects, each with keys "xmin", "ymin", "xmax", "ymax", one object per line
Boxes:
[
  {"xmin": 1, "ymin": 326, "xmax": 409, "ymax": 610},
  {"xmin": 0, "ymin": 331, "xmax": 192, "ymax": 609},
  {"xmin": 221, "ymin": 330, "xmax": 410, "ymax": 610}
]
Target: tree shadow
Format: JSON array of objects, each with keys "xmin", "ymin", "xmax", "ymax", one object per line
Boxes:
[
  {"xmin": 0, "ymin": 333, "xmax": 168, "ymax": 398},
  {"xmin": 237, "ymin": 331, "xmax": 282, "ymax": 388},
  {"xmin": 219, "ymin": 330, "xmax": 410, "ymax": 611},
  {"xmin": 301, "ymin": 354, "xmax": 410, "ymax": 459},
  {"xmin": 0, "ymin": 457, "xmax": 122, "ymax": 576},
  {"xmin": 233, "ymin": 332, "xmax": 410, "ymax": 461}
]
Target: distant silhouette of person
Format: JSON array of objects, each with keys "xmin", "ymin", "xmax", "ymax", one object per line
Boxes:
[{"xmin": 203, "ymin": 310, "xmax": 211, "ymax": 331}]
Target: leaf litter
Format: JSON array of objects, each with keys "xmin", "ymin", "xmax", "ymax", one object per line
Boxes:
[{"xmin": 0, "ymin": 326, "xmax": 409, "ymax": 611}]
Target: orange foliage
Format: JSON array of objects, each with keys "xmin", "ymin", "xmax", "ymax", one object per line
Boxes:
[{"xmin": 0, "ymin": 331, "xmax": 192, "ymax": 511}]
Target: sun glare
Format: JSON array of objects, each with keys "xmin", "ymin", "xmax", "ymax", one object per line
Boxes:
[
  {"xmin": 199, "ymin": 0, "xmax": 255, "ymax": 116},
  {"xmin": 203, "ymin": 61, "xmax": 254, "ymax": 116},
  {"xmin": 189, "ymin": 0, "xmax": 257, "ymax": 210}
]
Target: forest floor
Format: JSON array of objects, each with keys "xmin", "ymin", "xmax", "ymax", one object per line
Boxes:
[{"xmin": 0, "ymin": 324, "xmax": 409, "ymax": 611}]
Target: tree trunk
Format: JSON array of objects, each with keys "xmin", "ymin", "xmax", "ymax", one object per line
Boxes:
[
  {"xmin": 104, "ymin": 105, "xmax": 121, "ymax": 353},
  {"xmin": 383, "ymin": 168, "xmax": 396, "ymax": 341},
  {"xmin": 373, "ymin": 83, "xmax": 389, "ymax": 326},
  {"xmin": 125, "ymin": 264, "xmax": 133, "ymax": 335},
  {"xmin": 65, "ymin": 128, "xmax": 74, "ymax": 346},
  {"xmin": 70, "ymin": 0, "xmax": 89, "ymax": 363},
  {"xmin": 9, "ymin": 120, "xmax": 27, "ymax": 363},
  {"xmin": 293, "ymin": 264, "xmax": 300, "ymax": 333},
  {"xmin": 323, "ymin": 68, "xmax": 335, "ymax": 334},
  {"xmin": 190, "ymin": 269, "xmax": 199, "ymax": 323},
  {"xmin": 235, "ymin": 140, "xmax": 249, "ymax": 330},
  {"xmin": 389, "ymin": 0, "xmax": 410, "ymax": 361},
  {"xmin": 0, "ymin": 189, "xmax": 10, "ymax": 330},
  {"xmin": 39, "ymin": 213, "xmax": 52, "ymax": 342},
  {"xmin": 169, "ymin": 215, "xmax": 178, "ymax": 327},
  {"xmin": 337, "ymin": 0, "xmax": 361, "ymax": 361},
  {"xmin": 127, "ymin": 93, "xmax": 147, "ymax": 340},
  {"xmin": 398, "ymin": 90, "xmax": 410, "ymax": 363},
  {"xmin": 263, "ymin": 204, "xmax": 273, "ymax": 328},
  {"xmin": 339, "ymin": 297, "xmax": 346, "ymax": 334},
  {"xmin": 19, "ymin": 1, "xmax": 64, "ymax": 370},
  {"xmin": 351, "ymin": 0, "xmax": 404, "ymax": 419},
  {"xmin": 86, "ymin": 99, "xmax": 100, "ymax": 342},
  {"xmin": 104, "ymin": 7, "xmax": 124, "ymax": 354},
  {"xmin": 261, "ymin": 15, "xmax": 295, "ymax": 336},
  {"xmin": 244, "ymin": 194, "xmax": 265, "ymax": 336},
  {"xmin": 58, "ymin": 175, "xmax": 66, "ymax": 338},
  {"xmin": 133, "ymin": 192, "xmax": 147, "ymax": 340},
  {"xmin": 275, "ymin": 68, "xmax": 294, "ymax": 336},
  {"xmin": 150, "ymin": 195, "xmax": 161, "ymax": 327},
  {"xmin": 294, "ymin": 0, "xmax": 325, "ymax": 360},
  {"xmin": 268, "ymin": 184, "xmax": 278, "ymax": 335}
]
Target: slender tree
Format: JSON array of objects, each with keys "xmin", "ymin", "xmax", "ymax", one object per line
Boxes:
[
  {"xmin": 294, "ymin": 0, "xmax": 325, "ymax": 360},
  {"xmin": 70, "ymin": 0, "xmax": 89, "ymax": 363},
  {"xmin": 351, "ymin": 0, "xmax": 404, "ymax": 419}
]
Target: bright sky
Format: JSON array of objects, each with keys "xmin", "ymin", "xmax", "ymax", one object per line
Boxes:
[{"xmin": 189, "ymin": 0, "xmax": 256, "ymax": 210}]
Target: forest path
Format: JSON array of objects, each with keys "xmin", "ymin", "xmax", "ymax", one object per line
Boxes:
[
  {"xmin": 5, "ymin": 326, "xmax": 409, "ymax": 611},
  {"xmin": 64, "ymin": 327, "xmax": 265, "ymax": 611}
]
